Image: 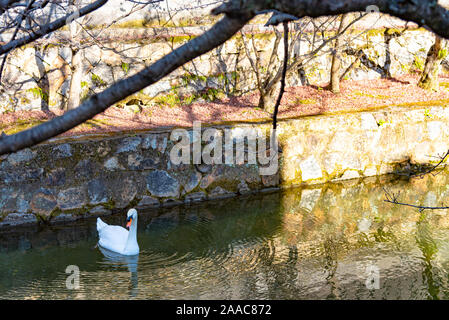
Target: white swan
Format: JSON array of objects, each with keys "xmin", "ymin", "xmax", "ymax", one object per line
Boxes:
[{"xmin": 96, "ymin": 208, "xmax": 140, "ymax": 256}]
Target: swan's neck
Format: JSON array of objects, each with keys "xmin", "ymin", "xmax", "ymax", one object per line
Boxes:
[{"xmin": 124, "ymin": 217, "xmax": 138, "ymax": 253}]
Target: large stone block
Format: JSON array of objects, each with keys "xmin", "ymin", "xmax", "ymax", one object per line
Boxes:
[
  {"xmin": 31, "ymin": 189, "xmax": 57, "ymax": 217},
  {"xmin": 57, "ymin": 187, "xmax": 87, "ymax": 210},
  {"xmin": 8, "ymin": 149, "xmax": 35, "ymax": 165},
  {"xmin": 112, "ymin": 177, "xmax": 139, "ymax": 208},
  {"xmin": 300, "ymin": 156, "xmax": 323, "ymax": 181},
  {"xmin": 146, "ymin": 170, "xmax": 180, "ymax": 198},
  {"xmin": 88, "ymin": 179, "xmax": 109, "ymax": 205}
]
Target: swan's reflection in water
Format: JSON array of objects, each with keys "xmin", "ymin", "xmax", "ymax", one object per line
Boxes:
[{"xmin": 98, "ymin": 246, "xmax": 139, "ymax": 298}]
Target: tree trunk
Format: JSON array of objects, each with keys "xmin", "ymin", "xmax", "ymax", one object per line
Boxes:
[
  {"xmin": 418, "ymin": 36, "xmax": 445, "ymax": 91},
  {"xmin": 258, "ymin": 82, "xmax": 279, "ymax": 113},
  {"xmin": 65, "ymin": 0, "xmax": 83, "ymax": 111},
  {"xmin": 66, "ymin": 48, "xmax": 84, "ymax": 110},
  {"xmin": 383, "ymin": 28, "xmax": 402, "ymax": 79},
  {"xmin": 330, "ymin": 14, "xmax": 352, "ymax": 94},
  {"xmin": 34, "ymin": 46, "xmax": 50, "ymax": 112}
]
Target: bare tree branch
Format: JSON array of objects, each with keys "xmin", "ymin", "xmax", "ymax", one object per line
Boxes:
[
  {"xmin": 0, "ymin": 14, "xmax": 252, "ymax": 154},
  {"xmin": 1, "ymin": 0, "xmax": 449, "ymax": 155},
  {"xmin": 0, "ymin": 0, "xmax": 108, "ymax": 56},
  {"xmin": 212, "ymin": 0, "xmax": 449, "ymax": 40},
  {"xmin": 0, "ymin": 0, "xmax": 22, "ymax": 12},
  {"xmin": 265, "ymin": 10, "xmax": 299, "ymax": 26},
  {"xmin": 264, "ymin": 13, "xmax": 366, "ymax": 94},
  {"xmin": 0, "ymin": 0, "xmax": 36, "ymax": 83},
  {"xmin": 384, "ymin": 187, "xmax": 449, "ymax": 212},
  {"xmin": 401, "ymin": 150, "xmax": 449, "ymax": 179},
  {"xmin": 383, "ymin": 150, "xmax": 449, "ymax": 211}
]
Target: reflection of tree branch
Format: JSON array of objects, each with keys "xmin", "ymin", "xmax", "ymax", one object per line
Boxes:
[
  {"xmin": 384, "ymin": 149, "xmax": 449, "ymax": 211},
  {"xmin": 383, "ymin": 187, "xmax": 449, "ymax": 212}
]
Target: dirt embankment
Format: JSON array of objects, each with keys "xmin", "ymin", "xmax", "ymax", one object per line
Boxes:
[{"xmin": 1, "ymin": 75, "xmax": 449, "ymax": 138}]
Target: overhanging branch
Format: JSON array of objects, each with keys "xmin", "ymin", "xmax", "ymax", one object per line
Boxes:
[
  {"xmin": 0, "ymin": 0, "xmax": 108, "ymax": 56},
  {"xmin": 2, "ymin": 0, "xmax": 449, "ymax": 155},
  {"xmin": 0, "ymin": 14, "xmax": 253, "ymax": 155},
  {"xmin": 213, "ymin": 0, "xmax": 449, "ymax": 40}
]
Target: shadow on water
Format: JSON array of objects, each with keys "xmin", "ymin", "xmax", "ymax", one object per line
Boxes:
[{"xmin": 3, "ymin": 172, "xmax": 449, "ymax": 299}]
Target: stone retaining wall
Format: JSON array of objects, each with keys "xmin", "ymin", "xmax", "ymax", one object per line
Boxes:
[{"xmin": 1, "ymin": 104, "xmax": 449, "ymax": 227}]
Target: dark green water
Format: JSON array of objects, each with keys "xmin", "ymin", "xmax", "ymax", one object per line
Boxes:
[{"xmin": 3, "ymin": 173, "xmax": 449, "ymax": 299}]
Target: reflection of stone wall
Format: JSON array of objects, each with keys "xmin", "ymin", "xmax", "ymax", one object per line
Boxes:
[
  {"xmin": 1, "ymin": 104, "xmax": 449, "ymax": 227},
  {"xmin": 280, "ymin": 173, "xmax": 449, "ymax": 248},
  {"xmin": 272, "ymin": 169, "xmax": 449, "ymax": 299}
]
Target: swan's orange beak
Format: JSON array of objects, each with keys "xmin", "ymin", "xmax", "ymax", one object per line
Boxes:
[{"xmin": 126, "ymin": 218, "xmax": 132, "ymax": 228}]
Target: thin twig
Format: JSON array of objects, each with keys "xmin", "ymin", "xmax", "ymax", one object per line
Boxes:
[
  {"xmin": 414, "ymin": 149, "xmax": 449, "ymax": 178},
  {"xmin": 383, "ymin": 187, "xmax": 449, "ymax": 212}
]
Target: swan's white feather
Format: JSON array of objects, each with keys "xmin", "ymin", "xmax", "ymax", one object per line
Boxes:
[
  {"xmin": 96, "ymin": 211, "xmax": 139, "ymax": 256},
  {"xmin": 96, "ymin": 217, "xmax": 108, "ymax": 231},
  {"xmin": 98, "ymin": 224, "xmax": 129, "ymax": 253}
]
